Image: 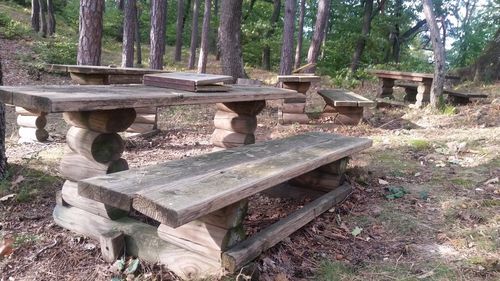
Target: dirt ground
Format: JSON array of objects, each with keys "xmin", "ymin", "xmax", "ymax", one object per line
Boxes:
[{"xmin": 0, "ymin": 38, "xmax": 499, "ymax": 281}]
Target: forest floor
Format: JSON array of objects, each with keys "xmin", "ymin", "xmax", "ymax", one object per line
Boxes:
[{"xmin": 0, "ymin": 35, "xmax": 499, "ymax": 281}]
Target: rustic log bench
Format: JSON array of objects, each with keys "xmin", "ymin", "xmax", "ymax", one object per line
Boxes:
[
  {"xmin": 394, "ymin": 83, "xmax": 488, "ymax": 105},
  {"xmin": 53, "ymin": 132, "xmax": 371, "ymax": 278},
  {"xmin": 317, "ymin": 89, "xmax": 375, "ymax": 125}
]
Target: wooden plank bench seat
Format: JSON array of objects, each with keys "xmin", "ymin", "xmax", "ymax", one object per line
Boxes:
[
  {"xmin": 317, "ymin": 89, "xmax": 375, "ymax": 125},
  {"xmin": 55, "ymin": 132, "xmax": 372, "ymax": 277},
  {"xmin": 444, "ymin": 89, "xmax": 488, "ymax": 104}
]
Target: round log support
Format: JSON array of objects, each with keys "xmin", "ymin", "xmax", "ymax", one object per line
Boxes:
[
  {"xmin": 415, "ymin": 79, "xmax": 432, "ymax": 108},
  {"xmin": 278, "ymin": 81, "xmax": 312, "ymax": 125},
  {"xmin": 127, "ymin": 107, "xmax": 158, "ymax": 135},
  {"xmin": 16, "ymin": 107, "xmax": 49, "ymax": 143},
  {"xmin": 377, "ymin": 78, "xmax": 395, "ymax": 99}
]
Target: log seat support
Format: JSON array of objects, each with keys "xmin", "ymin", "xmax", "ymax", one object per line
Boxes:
[
  {"xmin": 277, "ymin": 75, "xmax": 320, "ymax": 125},
  {"xmin": 318, "ymin": 89, "xmax": 375, "ymax": 125}
]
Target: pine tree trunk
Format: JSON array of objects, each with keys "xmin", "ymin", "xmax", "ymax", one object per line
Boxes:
[
  {"xmin": 174, "ymin": 0, "xmax": 185, "ymax": 62},
  {"xmin": 77, "ymin": 0, "xmax": 105, "ymax": 65},
  {"xmin": 149, "ymin": 0, "xmax": 167, "ymax": 69},
  {"xmin": 422, "ymin": 0, "xmax": 445, "ymax": 108},
  {"xmin": 122, "ymin": 0, "xmax": 136, "ymax": 67},
  {"xmin": 214, "ymin": 0, "xmax": 221, "ymax": 60},
  {"xmin": 39, "ymin": 0, "xmax": 47, "ymax": 37},
  {"xmin": 219, "ymin": 0, "xmax": 246, "ymax": 82},
  {"xmin": 294, "ymin": 0, "xmax": 306, "ymax": 70},
  {"xmin": 279, "ymin": 0, "xmax": 295, "ymax": 75},
  {"xmin": 262, "ymin": 0, "xmax": 281, "ymax": 70},
  {"xmin": 188, "ymin": 0, "xmax": 201, "ymax": 69},
  {"xmin": 197, "ymin": 0, "xmax": 212, "ymax": 73},
  {"xmin": 31, "ymin": 0, "xmax": 40, "ymax": 32},
  {"xmin": 307, "ymin": 0, "xmax": 331, "ymax": 72},
  {"xmin": 135, "ymin": 5, "xmax": 142, "ymax": 66},
  {"xmin": 0, "ymin": 57, "xmax": 6, "ymax": 179},
  {"xmin": 350, "ymin": 0, "xmax": 373, "ymax": 74},
  {"xmin": 47, "ymin": 0, "xmax": 56, "ymax": 35}
]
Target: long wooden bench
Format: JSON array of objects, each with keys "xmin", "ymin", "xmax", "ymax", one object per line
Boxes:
[
  {"xmin": 395, "ymin": 83, "xmax": 488, "ymax": 104},
  {"xmin": 53, "ymin": 132, "xmax": 371, "ymax": 278},
  {"xmin": 317, "ymin": 89, "xmax": 375, "ymax": 125}
]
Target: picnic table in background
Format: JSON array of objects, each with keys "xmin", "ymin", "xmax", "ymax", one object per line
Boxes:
[{"xmin": 277, "ymin": 74, "xmax": 321, "ymax": 124}]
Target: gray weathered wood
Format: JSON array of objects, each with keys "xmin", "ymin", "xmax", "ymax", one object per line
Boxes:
[
  {"xmin": 99, "ymin": 230, "xmax": 125, "ymax": 262},
  {"xmin": 144, "ymin": 72, "xmax": 233, "ymax": 86},
  {"xmin": 277, "ymin": 75, "xmax": 321, "ymax": 83},
  {"xmin": 78, "ymin": 132, "xmax": 372, "ymax": 227},
  {"xmin": 46, "ymin": 64, "xmax": 167, "ymax": 75},
  {"xmin": 318, "ymin": 89, "xmax": 374, "ymax": 107}
]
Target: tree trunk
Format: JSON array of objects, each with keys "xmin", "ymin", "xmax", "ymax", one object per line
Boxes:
[
  {"xmin": 219, "ymin": 0, "xmax": 246, "ymax": 82},
  {"xmin": 122, "ymin": 0, "xmax": 136, "ymax": 67},
  {"xmin": 306, "ymin": 0, "xmax": 331, "ymax": 72},
  {"xmin": 350, "ymin": 0, "xmax": 373, "ymax": 74},
  {"xmin": 0, "ymin": 57, "xmax": 6, "ymax": 179},
  {"xmin": 47, "ymin": 0, "xmax": 56, "ymax": 35},
  {"xmin": 214, "ymin": 0, "xmax": 221, "ymax": 60},
  {"xmin": 197, "ymin": 0, "xmax": 212, "ymax": 73},
  {"xmin": 149, "ymin": 0, "xmax": 167, "ymax": 69},
  {"xmin": 135, "ymin": 5, "xmax": 142, "ymax": 66},
  {"xmin": 294, "ymin": 0, "xmax": 306, "ymax": 70},
  {"xmin": 31, "ymin": 0, "xmax": 40, "ymax": 32},
  {"xmin": 422, "ymin": 0, "xmax": 445, "ymax": 108},
  {"xmin": 174, "ymin": 0, "xmax": 185, "ymax": 62},
  {"xmin": 77, "ymin": 0, "xmax": 105, "ymax": 65},
  {"xmin": 188, "ymin": 0, "xmax": 201, "ymax": 69},
  {"xmin": 279, "ymin": 0, "xmax": 296, "ymax": 75},
  {"xmin": 262, "ymin": 0, "xmax": 281, "ymax": 70},
  {"xmin": 39, "ymin": 0, "xmax": 47, "ymax": 37}
]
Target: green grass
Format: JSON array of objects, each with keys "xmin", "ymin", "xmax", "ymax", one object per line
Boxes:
[
  {"xmin": 409, "ymin": 139, "xmax": 432, "ymax": 151},
  {"xmin": 316, "ymin": 261, "xmax": 354, "ymax": 281}
]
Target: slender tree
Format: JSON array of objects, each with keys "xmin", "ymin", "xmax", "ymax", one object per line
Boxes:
[
  {"xmin": 279, "ymin": 0, "xmax": 296, "ymax": 75},
  {"xmin": 47, "ymin": 0, "xmax": 56, "ymax": 35},
  {"xmin": 135, "ymin": 4, "xmax": 142, "ymax": 66},
  {"xmin": 262, "ymin": 0, "xmax": 280, "ymax": 70},
  {"xmin": 38, "ymin": 0, "xmax": 47, "ymax": 37},
  {"xmin": 122, "ymin": 0, "xmax": 137, "ymax": 67},
  {"xmin": 422, "ymin": 0, "xmax": 445, "ymax": 108},
  {"xmin": 197, "ymin": 0, "xmax": 212, "ymax": 73},
  {"xmin": 149, "ymin": 0, "xmax": 167, "ymax": 69},
  {"xmin": 0, "ymin": 57, "xmax": 6, "ymax": 179},
  {"xmin": 350, "ymin": 0, "xmax": 374, "ymax": 74},
  {"xmin": 307, "ymin": 0, "xmax": 331, "ymax": 72},
  {"xmin": 31, "ymin": 0, "xmax": 40, "ymax": 32},
  {"xmin": 219, "ymin": 0, "xmax": 246, "ymax": 82},
  {"xmin": 77, "ymin": 0, "xmax": 105, "ymax": 65},
  {"xmin": 188, "ymin": 0, "xmax": 201, "ymax": 69},
  {"xmin": 174, "ymin": 0, "xmax": 185, "ymax": 62},
  {"xmin": 294, "ymin": 0, "xmax": 306, "ymax": 69}
]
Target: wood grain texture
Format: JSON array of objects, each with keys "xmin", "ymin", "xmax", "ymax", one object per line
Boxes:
[
  {"xmin": 60, "ymin": 151, "xmax": 128, "ymax": 182},
  {"xmin": 66, "ymin": 126, "xmax": 124, "ymax": 163},
  {"xmin": 0, "ymin": 85, "xmax": 299, "ymax": 113},
  {"xmin": 216, "ymin": 101, "xmax": 266, "ymax": 115},
  {"xmin": 63, "ymin": 109, "xmax": 136, "ymax": 133},
  {"xmin": 144, "ymin": 72, "xmax": 233, "ymax": 86},
  {"xmin": 282, "ymin": 103, "xmax": 305, "ymax": 114},
  {"xmin": 222, "ymin": 183, "xmax": 352, "ymax": 272},
  {"xmin": 210, "ymin": 129, "xmax": 255, "ymax": 148},
  {"xmin": 78, "ymin": 132, "xmax": 372, "ymax": 227},
  {"xmin": 16, "ymin": 115, "xmax": 47, "ymax": 129},
  {"xmin": 318, "ymin": 89, "xmax": 375, "ymax": 107},
  {"xmin": 279, "ymin": 112, "xmax": 309, "ymax": 124},
  {"xmin": 277, "ymin": 75, "xmax": 320, "ymax": 83},
  {"xmin": 213, "ymin": 112, "xmax": 257, "ymax": 134},
  {"xmin": 99, "ymin": 230, "xmax": 125, "ymax": 262}
]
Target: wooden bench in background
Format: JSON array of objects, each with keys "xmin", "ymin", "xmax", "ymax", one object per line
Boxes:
[
  {"xmin": 317, "ymin": 89, "xmax": 375, "ymax": 125},
  {"xmin": 395, "ymin": 83, "xmax": 488, "ymax": 105},
  {"xmin": 53, "ymin": 132, "xmax": 372, "ymax": 279}
]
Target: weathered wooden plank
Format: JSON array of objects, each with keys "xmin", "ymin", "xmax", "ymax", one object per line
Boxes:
[
  {"xmin": 79, "ymin": 133, "xmax": 372, "ymax": 227},
  {"xmin": 46, "ymin": 64, "xmax": 167, "ymax": 75},
  {"xmin": 15, "ymin": 107, "xmax": 48, "ymax": 116},
  {"xmin": 144, "ymin": 73, "xmax": 233, "ymax": 86},
  {"xmin": 318, "ymin": 89, "xmax": 374, "ymax": 107},
  {"xmin": 210, "ymin": 129, "xmax": 255, "ymax": 148},
  {"xmin": 370, "ymin": 70, "xmax": 460, "ymax": 81},
  {"xmin": 444, "ymin": 89, "xmax": 488, "ymax": 99},
  {"xmin": 222, "ymin": 183, "xmax": 352, "ymax": 272},
  {"xmin": 53, "ymin": 205, "xmax": 221, "ymax": 280},
  {"xmin": 213, "ymin": 112, "xmax": 257, "ymax": 134},
  {"xmin": 99, "ymin": 230, "xmax": 125, "ymax": 262},
  {"xmin": 277, "ymin": 75, "xmax": 321, "ymax": 83}
]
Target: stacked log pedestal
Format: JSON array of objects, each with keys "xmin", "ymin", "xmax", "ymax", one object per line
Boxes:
[
  {"xmin": 415, "ymin": 79, "xmax": 432, "ymax": 108},
  {"xmin": 126, "ymin": 107, "xmax": 158, "ymax": 135},
  {"xmin": 15, "ymin": 107, "xmax": 49, "ymax": 143},
  {"xmin": 279, "ymin": 82, "xmax": 311, "ymax": 124},
  {"xmin": 377, "ymin": 78, "xmax": 395, "ymax": 99},
  {"xmin": 290, "ymin": 157, "xmax": 349, "ymax": 192}
]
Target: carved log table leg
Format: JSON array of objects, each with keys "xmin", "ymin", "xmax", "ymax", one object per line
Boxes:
[
  {"xmin": 415, "ymin": 78, "xmax": 432, "ymax": 108},
  {"xmin": 279, "ymin": 81, "xmax": 311, "ymax": 124},
  {"xmin": 15, "ymin": 107, "xmax": 49, "ymax": 143},
  {"xmin": 377, "ymin": 78, "xmax": 395, "ymax": 99}
]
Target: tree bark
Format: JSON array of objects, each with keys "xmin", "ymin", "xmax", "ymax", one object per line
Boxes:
[
  {"xmin": 350, "ymin": 0, "xmax": 373, "ymax": 74},
  {"xmin": 197, "ymin": 0, "xmax": 212, "ymax": 73},
  {"xmin": 174, "ymin": 0, "xmax": 185, "ymax": 62},
  {"xmin": 307, "ymin": 0, "xmax": 331, "ymax": 72},
  {"xmin": 47, "ymin": 0, "xmax": 56, "ymax": 35},
  {"xmin": 279, "ymin": 0, "xmax": 296, "ymax": 75},
  {"xmin": 77, "ymin": 0, "xmax": 105, "ymax": 65},
  {"xmin": 188, "ymin": 0, "xmax": 201, "ymax": 69},
  {"xmin": 294, "ymin": 0, "xmax": 306, "ymax": 70},
  {"xmin": 149, "ymin": 0, "xmax": 167, "ymax": 69},
  {"xmin": 422, "ymin": 0, "xmax": 445, "ymax": 108},
  {"xmin": 122, "ymin": 0, "xmax": 136, "ymax": 67},
  {"xmin": 31, "ymin": 0, "xmax": 40, "ymax": 32},
  {"xmin": 39, "ymin": 0, "xmax": 47, "ymax": 37},
  {"xmin": 0, "ymin": 57, "xmax": 6, "ymax": 179},
  {"xmin": 262, "ymin": 0, "xmax": 281, "ymax": 70},
  {"xmin": 219, "ymin": 0, "xmax": 246, "ymax": 82},
  {"xmin": 135, "ymin": 5, "xmax": 142, "ymax": 65}
]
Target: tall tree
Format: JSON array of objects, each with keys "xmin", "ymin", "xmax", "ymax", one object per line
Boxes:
[
  {"xmin": 262, "ymin": 0, "xmax": 281, "ymax": 70},
  {"xmin": 149, "ymin": 0, "xmax": 167, "ymax": 69},
  {"xmin": 0, "ymin": 57, "xmax": 6, "ymax": 179},
  {"xmin": 47, "ymin": 0, "xmax": 56, "ymax": 35},
  {"xmin": 135, "ymin": 4, "xmax": 142, "ymax": 66},
  {"xmin": 38, "ymin": 0, "xmax": 47, "ymax": 37},
  {"xmin": 188, "ymin": 0, "xmax": 201, "ymax": 69},
  {"xmin": 197, "ymin": 0, "xmax": 212, "ymax": 73},
  {"xmin": 422, "ymin": 0, "xmax": 445, "ymax": 108},
  {"xmin": 31, "ymin": 0, "xmax": 40, "ymax": 32},
  {"xmin": 122, "ymin": 0, "xmax": 137, "ymax": 67},
  {"xmin": 307, "ymin": 0, "xmax": 331, "ymax": 72},
  {"xmin": 219, "ymin": 0, "xmax": 246, "ymax": 82},
  {"xmin": 174, "ymin": 0, "xmax": 185, "ymax": 62},
  {"xmin": 77, "ymin": 0, "xmax": 105, "ymax": 65},
  {"xmin": 350, "ymin": 0, "xmax": 374, "ymax": 74},
  {"xmin": 279, "ymin": 0, "xmax": 296, "ymax": 75},
  {"xmin": 294, "ymin": 0, "xmax": 306, "ymax": 69}
]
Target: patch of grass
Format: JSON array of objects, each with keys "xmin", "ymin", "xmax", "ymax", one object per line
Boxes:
[
  {"xmin": 378, "ymin": 205, "xmax": 426, "ymax": 236},
  {"xmin": 450, "ymin": 178, "xmax": 475, "ymax": 189},
  {"xmin": 439, "ymin": 103, "xmax": 458, "ymax": 116},
  {"xmin": 13, "ymin": 233, "xmax": 39, "ymax": 248},
  {"xmin": 409, "ymin": 139, "xmax": 431, "ymax": 151},
  {"xmin": 316, "ymin": 260, "xmax": 354, "ymax": 281}
]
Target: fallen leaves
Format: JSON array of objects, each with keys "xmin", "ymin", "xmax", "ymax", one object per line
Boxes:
[{"xmin": 0, "ymin": 237, "xmax": 14, "ymax": 258}]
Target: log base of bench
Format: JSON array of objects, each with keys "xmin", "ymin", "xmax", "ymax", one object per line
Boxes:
[
  {"xmin": 16, "ymin": 107, "xmax": 49, "ymax": 143},
  {"xmin": 322, "ymin": 106, "xmax": 363, "ymax": 125}
]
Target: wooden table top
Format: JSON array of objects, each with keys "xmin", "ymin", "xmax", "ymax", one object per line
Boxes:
[
  {"xmin": 0, "ymin": 84, "xmax": 300, "ymax": 113},
  {"xmin": 277, "ymin": 75, "xmax": 321, "ymax": 83},
  {"xmin": 45, "ymin": 64, "xmax": 168, "ymax": 75},
  {"xmin": 370, "ymin": 70, "xmax": 459, "ymax": 82}
]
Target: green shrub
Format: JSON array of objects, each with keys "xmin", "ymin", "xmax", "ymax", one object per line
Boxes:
[
  {"xmin": 0, "ymin": 12, "xmax": 10, "ymax": 27},
  {"xmin": 33, "ymin": 38, "xmax": 77, "ymax": 64},
  {"xmin": 0, "ymin": 12, "xmax": 30, "ymax": 39}
]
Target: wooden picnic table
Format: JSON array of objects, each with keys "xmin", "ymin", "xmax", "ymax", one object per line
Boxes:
[
  {"xmin": 370, "ymin": 70, "xmax": 459, "ymax": 107},
  {"xmin": 277, "ymin": 74, "xmax": 321, "ymax": 124}
]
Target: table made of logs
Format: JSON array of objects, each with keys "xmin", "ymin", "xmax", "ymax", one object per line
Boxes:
[
  {"xmin": 277, "ymin": 75, "xmax": 320, "ymax": 124},
  {"xmin": 371, "ymin": 70, "xmax": 459, "ymax": 107}
]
